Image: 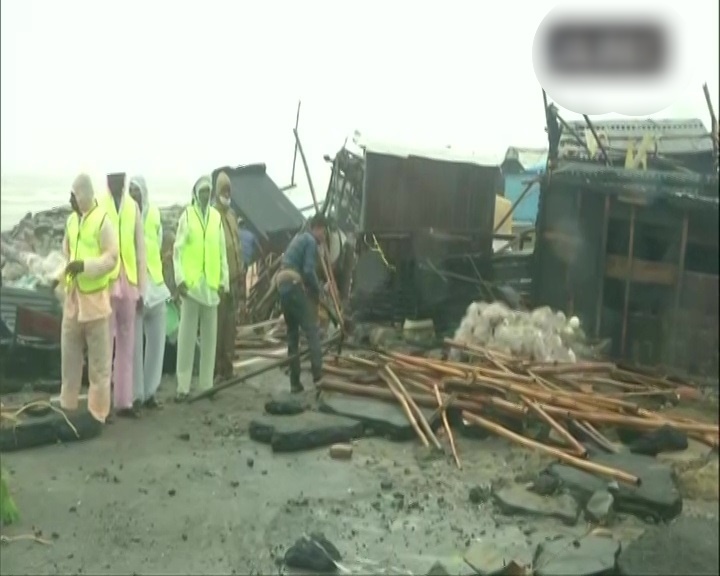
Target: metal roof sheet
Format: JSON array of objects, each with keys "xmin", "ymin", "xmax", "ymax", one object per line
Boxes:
[{"xmin": 211, "ymin": 164, "xmax": 305, "ymax": 241}]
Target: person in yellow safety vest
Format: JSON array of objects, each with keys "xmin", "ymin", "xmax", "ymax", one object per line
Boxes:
[
  {"xmin": 213, "ymin": 171, "xmax": 244, "ymax": 381},
  {"xmin": 100, "ymin": 172, "xmax": 147, "ymax": 418},
  {"xmin": 58, "ymin": 174, "xmax": 119, "ymax": 424},
  {"xmin": 173, "ymin": 175, "xmax": 230, "ymax": 402},
  {"xmin": 128, "ymin": 176, "xmax": 170, "ymax": 411}
]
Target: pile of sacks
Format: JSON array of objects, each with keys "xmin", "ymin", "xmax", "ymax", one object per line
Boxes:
[{"xmin": 451, "ymin": 301, "xmax": 588, "ymax": 363}]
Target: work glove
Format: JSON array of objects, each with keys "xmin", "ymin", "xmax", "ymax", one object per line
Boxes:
[{"xmin": 65, "ymin": 260, "xmax": 84, "ymax": 277}]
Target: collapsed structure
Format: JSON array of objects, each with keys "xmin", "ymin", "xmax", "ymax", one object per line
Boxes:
[{"xmin": 536, "ymin": 115, "xmax": 719, "ymax": 379}]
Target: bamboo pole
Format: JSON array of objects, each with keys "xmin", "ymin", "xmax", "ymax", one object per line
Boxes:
[
  {"xmin": 434, "ymin": 383, "xmax": 461, "ymax": 469},
  {"xmin": 462, "ymin": 411, "xmax": 640, "ymax": 486},
  {"xmin": 385, "ymin": 366, "xmax": 442, "ymax": 450}
]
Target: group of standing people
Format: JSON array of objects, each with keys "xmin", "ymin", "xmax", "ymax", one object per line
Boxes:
[{"xmin": 58, "ymin": 171, "xmax": 245, "ymax": 423}]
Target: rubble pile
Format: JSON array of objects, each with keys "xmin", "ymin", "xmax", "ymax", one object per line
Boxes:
[
  {"xmin": 451, "ymin": 301, "xmax": 588, "ymax": 363},
  {"xmin": 1, "ymin": 205, "xmax": 186, "ymax": 288},
  {"xmin": 317, "ymin": 339, "xmax": 718, "ymax": 483}
]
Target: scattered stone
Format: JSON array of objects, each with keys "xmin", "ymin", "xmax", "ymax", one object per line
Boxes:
[
  {"xmin": 425, "ymin": 561, "xmax": 450, "ymax": 575},
  {"xmin": 627, "ymin": 425, "xmax": 688, "ymax": 456},
  {"xmin": 329, "ymin": 443, "xmax": 353, "ymax": 460},
  {"xmin": 264, "ymin": 396, "xmax": 305, "ymax": 416},
  {"xmin": 469, "ymin": 484, "xmax": 492, "ymax": 504},
  {"xmin": 584, "ymin": 490, "xmax": 614, "ymax": 525},
  {"xmin": 617, "ymin": 516, "xmax": 719, "ymax": 575},
  {"xmin": 528, "ymin": 472, "xmax": 560, "ymax": 496},
  {"xmin": 249, "ymin": 412, "xmax": 363, "ymax": 453},
  {"xmin": 533, "ymin": 535, "xmax": 620, "ymax": 576},
  {"xmin": 546, "ymin": 451, "xmax": 682, "ymax": 522},
  {"xmin": 167, "ymin": 489, "xmax": 176, "ymax": 497},
  {"xmin": 667, "ymin": 455, "xmax": 718, "ymax": 501},
  {"xmin": 380, "ymin": 479, "xmax": 393, "ymax": 491},
  {"xmin": 319, "ymin": 393, "xmax": 437, "ymax": 441},
  {"xmin": 177, "ymin": 433, "xmax": 190, "ymax": 441},
  {"xmin": 464, "ymin": 527, "xmax": 534, "ymax": 576},
  {"xmin": 246, "ymin": 458, "xmax": 254, "ymax": 468},
  {"xmin": 492, "ymin": 485, "xmax": 579, "ymax": 526},
  {"xmin": 283, "ymin": 532, "xmax": 341, "ymax": 572}
]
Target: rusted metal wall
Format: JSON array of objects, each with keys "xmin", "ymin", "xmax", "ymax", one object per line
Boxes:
[
  {"xmin": 362, "ymin": 152, "xmax": 502, "ymax": 243},
  {"xmin": 534, "ymin": 161, "xmax": 719, "ymax": 378}
]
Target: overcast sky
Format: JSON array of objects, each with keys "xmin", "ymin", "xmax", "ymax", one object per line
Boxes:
[{"xmin": 1, "ymin": 0, "xmax": 718, "ymax": 181}]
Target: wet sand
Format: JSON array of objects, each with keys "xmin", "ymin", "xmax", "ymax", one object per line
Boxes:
[{"xmin": 0, "ymin": 369, "xmax": 716, "ymax": 575}]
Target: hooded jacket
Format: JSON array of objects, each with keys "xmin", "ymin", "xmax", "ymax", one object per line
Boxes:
[
  {"xmin": 214, "ymin": 171, "xmax": 244, "ymax": 289},
  {"xmin": 129, "ymin": 176, "xmax": 168, "ymax": 305}
]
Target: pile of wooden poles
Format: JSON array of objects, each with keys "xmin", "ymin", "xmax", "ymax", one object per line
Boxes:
[{"xmin": 318, "ymin": 338, "xmax": 719, "ymax": 486}]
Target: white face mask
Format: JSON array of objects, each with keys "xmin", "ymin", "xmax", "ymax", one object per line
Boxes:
[{"xmin": 218, "ymin": 196, "xmax": 231, "ymax": 207}]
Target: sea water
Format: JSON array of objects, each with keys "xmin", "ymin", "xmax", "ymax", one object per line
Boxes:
[{"xmin": 0, "ymin": 169, "xmax": 324, "ymax": 232}]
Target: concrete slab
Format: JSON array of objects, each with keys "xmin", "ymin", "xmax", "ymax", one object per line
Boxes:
[
  {"xmin": 546, "ymin": 451, "xmax": 682, "ymax": 522},
  {"xmin": 534, "ymin": 535, "xmax": 620, "ymax": 576},
  {"xmin": 492, "ymin": 485, "xmax": 579, "ymax": 526},
  {"xmin": 617, "ymin": 517, "xmax": 720, "ymax": 575},
  {"xmin": 464, "ymin": 526, "xmax": 534, "ymax": 575},
  {"xmin": 319, "ymin": 393, "xmax": 437, "ymax": 441},
  {"xmin": 248, "ymin": 411, "xmax": 363, "ymax": 453}
]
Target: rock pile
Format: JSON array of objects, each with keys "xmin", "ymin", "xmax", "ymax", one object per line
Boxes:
[
  {"xmin": 450, "ymin": 301, "xmax": 589, "ymax": 363},
  {"xmin": 1, "ymin": 204, "xmax": 186, "ymax": 288}
]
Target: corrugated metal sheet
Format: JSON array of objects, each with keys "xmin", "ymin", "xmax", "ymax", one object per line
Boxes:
[
  {"xmin": 212, "ymin": 164, "xmax": 304, "ymax": 247},
  {"xmin": 0, "ymin": 286, "xmax": 60, "ymax": 336},
  {"xmin": 559, "ymin": 118, "xmax": 714, "ymax": 159},
  {"xmin": 552, "ymin": 160, "xmax": 720, "ymax": 202},
  {"xmin": 362, "ymin": 150, "xmax": 503, "ymax": 235},
  {"xmin": 504, "ymin": 174, "xmax": 542, "ymax": 224},
  {"xmin": 355, "ymin": 134, "xmax": 506, "ymax": 167}
]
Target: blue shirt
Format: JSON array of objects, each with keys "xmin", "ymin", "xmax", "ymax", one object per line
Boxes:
[{"xmin": 280, "ymin": 232, "xmax": 321, "ymax": 296}]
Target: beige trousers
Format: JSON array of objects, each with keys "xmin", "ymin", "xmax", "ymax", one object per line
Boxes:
[{"xmin": 60, "ymin": 315, "xmax": 112, "ymax": 423}]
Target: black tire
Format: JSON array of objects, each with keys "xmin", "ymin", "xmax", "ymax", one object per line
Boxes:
[{"xmin": 0, "ymin": 409, "xmax": 102, "ymax": 452}]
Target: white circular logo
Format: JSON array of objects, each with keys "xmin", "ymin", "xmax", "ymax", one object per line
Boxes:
[{"xmin": 532, "ymin": 0, "xmax": 696, "ymax": 115}]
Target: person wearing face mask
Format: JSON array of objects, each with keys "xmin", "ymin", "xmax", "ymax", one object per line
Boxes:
[
  {"xmin": 59, "ymin": 174, "xmax": 119, "ymax": 423},
  {"xmin": 173, "ymin": 176, "xmax": 230, "ymax": 401},
  {"xmin": 99, "ymin": 173, "xmax": 147, "ymax": 418},
  {"xmin": 128, "ymin": 176, "xmax": 169, "ymax": 411},
  {"xmin": 213, "ymin": 171, "xmax": 243, "ymax": 381}
]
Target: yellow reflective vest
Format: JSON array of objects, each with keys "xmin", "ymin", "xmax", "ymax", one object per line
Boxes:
[
  {"xmin": 65, "ymin": 206, "xmax": 111, "ymax": 293},
  {"xmin": 144, "ymin": 205, "xmax": 164, "ymax": 284},
  {"xmin": 180, "ymin": 205, "xmax": 223, "ymax": 290},
  {"xmin": 100, "ymin": 193, "xmax": 138, "ymax": 285}
]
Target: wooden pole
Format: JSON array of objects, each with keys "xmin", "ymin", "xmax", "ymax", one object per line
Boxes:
[
  {"xmin": 292, "ymin": 127, "xmax": 344, "ymax": 332},
  {"xmin": 594, "ymin": 195, "xmax": 611, "ymax": 338},
  {"xmin": 188, "ymin": 333, "xmax": 341, "ymax": 402},
  {"xmin": 620, "ymin": 205, "xmax": 636, "ymax": 358},
  {"xmin": 670, "ymin": 213, "xmax": 689, "ymax": 364},
  {"xmin": 290, "ymin": 100, "xmax": 302, "ymax": 187}
]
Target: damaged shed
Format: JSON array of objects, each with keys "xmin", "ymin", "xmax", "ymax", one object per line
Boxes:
[
  {"xmin": 338, "ymin": 138, "xmax": 506, "ymax": 333},
  {"xmin": 533, "ymin": 161, "xmax": 719, "ymax": 378}
]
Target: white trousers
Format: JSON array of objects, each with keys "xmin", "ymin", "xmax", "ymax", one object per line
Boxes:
[
  {"xmin": 133, "ymin": 302, "xmax": 167, "ymax": 402},
  {"xmin": 175, "ymin": 297, "xmax": 218, "ymax": 395}
]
